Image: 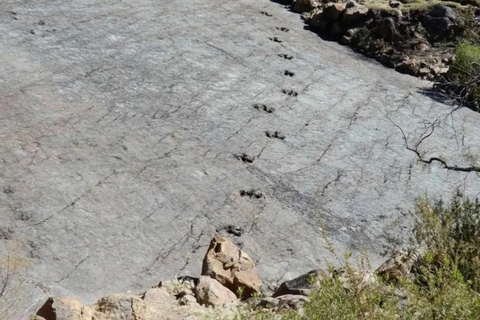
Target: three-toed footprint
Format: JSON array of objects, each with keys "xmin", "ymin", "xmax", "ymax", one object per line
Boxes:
[{"xmin": 253, "ymin": 103, "xmax": 275, "ymax": 113}]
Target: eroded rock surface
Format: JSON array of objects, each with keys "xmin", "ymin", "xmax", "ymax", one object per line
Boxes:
[{"xmin": 1, "ymin": 0, "xmax": 480, "ymax": 318}]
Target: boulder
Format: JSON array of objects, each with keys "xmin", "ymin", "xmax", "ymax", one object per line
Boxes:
[
  {"xmin": 378, "ymin": 17, "xmax": 397, "ymax": 43},
  {"xmin": 292, "ymin": 0, "xmax": 319, "ymax": 13},
  {"xmin": 195, "ymin": 276, "xmax": 238, "ymax": 307},
  {"xmin": 202, "ymin": 236, "xmax": 261, "ymax": 298},
  {"xmin": 143, "ymin": 287, "xmax": 176, "ymax": 305},
  {"xmin": 273, "ymin": 269, "xmax": 328, "ymax": 297},
  {"xmin": 376, "ymin": 249, "xmax": 420, "ymax": 282},
  {"xmin": 92, "ymin": 294, "xmax": 147, "ymax": 320},
  {"xmin": 395, "ymin": 58, "xmax": 420, "ymax": 76},
  {"xmin": 309, "ymin": 10, "xmax": 325, "ymax": 29},
  {"xmin": 422, "ymin": 16, "xmax": 454, "ymax": 40},
  {"xmin": 158, "ymin": 276, "xmax": 197, "ymax": 298},
  {"xmin": 178, "ymin": 294, "xmax": 198, "ymax": 306},
  {"xmin": 323, "ymin": 3, "xmax": 346, "ymax": 21},
  {"xmin": 428, "ymin": 4, "xmax": 456, "ymax": 21},
  {"xmin": 340, "ymin": 28, "xmax": 361, "ymax": 45},
  {"xmin": 36, "ymin": 297, "xmax": 84, "ymax": 320},
  {"xmin": 342, "ymin": 5, "xmax": 369, "ymax": 26},
  {"xmin": 258, "ymin": 294, "xmax": 310, "ymax": 311}
]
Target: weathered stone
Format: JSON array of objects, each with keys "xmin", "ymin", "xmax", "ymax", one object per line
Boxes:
[
  {"xmin": 292, "ymin": 0, "xmax": 319, "ymax": 13},
  {"xmin": 389, "ymin": 0, "xmax": 401, "ymax": 8},
  {"xmin": 418, "ymin": 67, "xmax": 431, "ymax": 76},
  {"xmin": 428, "ymin": 4, "xmax": 456, "ymax": 21},
  {"xmin": 342, "ymin": 5, "xmax": 369, "ymax": 26},
  {"xmin": 36, "ymin": 297, "xmax": 84, "ymax": 320},
  {"xmin": 395, "ymin": 59, "xmax": 420, "ymax": 76},
  {"xmin": 273, "ymin": 269, "xmax": 328, "ymax": 297},
  {"xmin": 202, "ymin": 236, "xmax": 261, "ymax": 299},
  {"xmin": 379, "ymin": 17, "xmax": 397, "ymax": 43},
  {"xmin": 93, "ymin": 294, "xmax": 147, "ymax": 320},
  {"xmin": 143, "ymin": 287, "xmax": 175, "ymax": 304},
  {"xmin": 422, "ymin": 16, "xmax": 454, "ymax": 40},
  {"xmin": 159, "ymin": 277, "xmax": 197, "ymax": 298},
  {"xmin": 376, "ymin": 250, "xmax": 420, "ymax": 282},
  {"xmin": 178, "ymin": 294, "xmax": 198, "ymax": 306},
  {"xmin": 323, "ymin": 3, "xmax": 346, "ymax": 21},
  {"xmin": 258, "ymin": 294, "xmax": 310, "ymax": 311},
  {"xmin": 195, "ymin": 276, "xmax": 238, "ymax": 307}
]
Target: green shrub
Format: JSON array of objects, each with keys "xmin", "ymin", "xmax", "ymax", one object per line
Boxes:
[
  {"xmin": 414, "ymin": 192, "xmax": 480, "ymax": 292},
  {"xmin": 242, "ymin": 192, "xmax": 480, "ymax": 320},
  {"xmin": 450, "ymin": 44, "xmax": 480, "ymax": 109}
]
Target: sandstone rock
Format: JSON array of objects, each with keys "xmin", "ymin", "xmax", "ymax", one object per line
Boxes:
[
  {"xmin": 195, "ymin": 276, "xmax": 238, "ymax": 307},
  {"xmin": 376, "ymin": 249, "xmax": 420, "ymax": 283},
  {"xmin": 292, "ymin": 0, "xmax": 319, "ymax": 13},
  {"xmin": 273, "ymin": 269, "xmax": 328, "ymax": 297},
  {"xmin": 323, "ymin": 3, "xmax": 346, "ymax": 21},
  {"xmin": 37, "ymin": 297, "xmax": 84, "ymax": 320},
  {"xmin": 178, "ymin": 294, "xmax": 199, "ymax": 306},
  {"xmin": 202, "ymin": 236, "xmax": 261, "ymax": 298},
  {"xmin": 395, "ymin": 59, "xmax": 420, "ymax": 76},
  {"xmin": 92, "ymin": 294, "xmax": 147, "ymax": 320},
  {"xmin": 158, "ymin": 277, "xmax": 197, "ymax": 298},
  {"xmin": 342, "ymin": 5, "xmax": 368, "ymax": 27},
  {"xmin": 143, "ymin": 287, "xmax": 175, "ymax": 305}
]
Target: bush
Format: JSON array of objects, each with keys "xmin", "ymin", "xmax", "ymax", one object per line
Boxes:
[
  {"xmin": 449, "ymin": 44, "xmax": 480, "ymax": 109},
  {"xmin": 240, "ymin": 192, "xmax": 480, "ymax": 320},
  {"xmin": 414, "ymin": 192, "xmax": 480, "ymax": 292}
]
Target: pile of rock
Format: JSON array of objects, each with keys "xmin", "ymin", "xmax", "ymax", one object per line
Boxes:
[
  {"xmin": 31, "ymin": 237, "xmax": 420, "ymax": 320},
  {"xmin": 286, "ymin": 0, "xmax": 470, "ymax": 79}
]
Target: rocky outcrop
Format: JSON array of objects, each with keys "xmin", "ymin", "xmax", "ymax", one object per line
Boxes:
[
  {"xmin": 202, "ymin": 236, "xmax": 262, "ymax": 299},
  {"xmin": 299, "ymin": 1, "xmax": 469, "ymax": 79},
  {"xmin": 32, "ymin": 237, "xmax": 423, "ymax": 319},
  {"xmin": 36, "ymin": 295, "xmax": 147, "ymax": 320}
]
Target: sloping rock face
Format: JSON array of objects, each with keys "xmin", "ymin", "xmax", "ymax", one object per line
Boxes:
[{"xmin": 1, "ymin": 0, "xmax": 480, "ymax": 318}]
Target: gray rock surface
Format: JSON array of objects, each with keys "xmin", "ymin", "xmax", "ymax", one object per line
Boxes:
[{"xmin": 1, "ymin": 0, "xmax": 480, "ymax": 318}]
